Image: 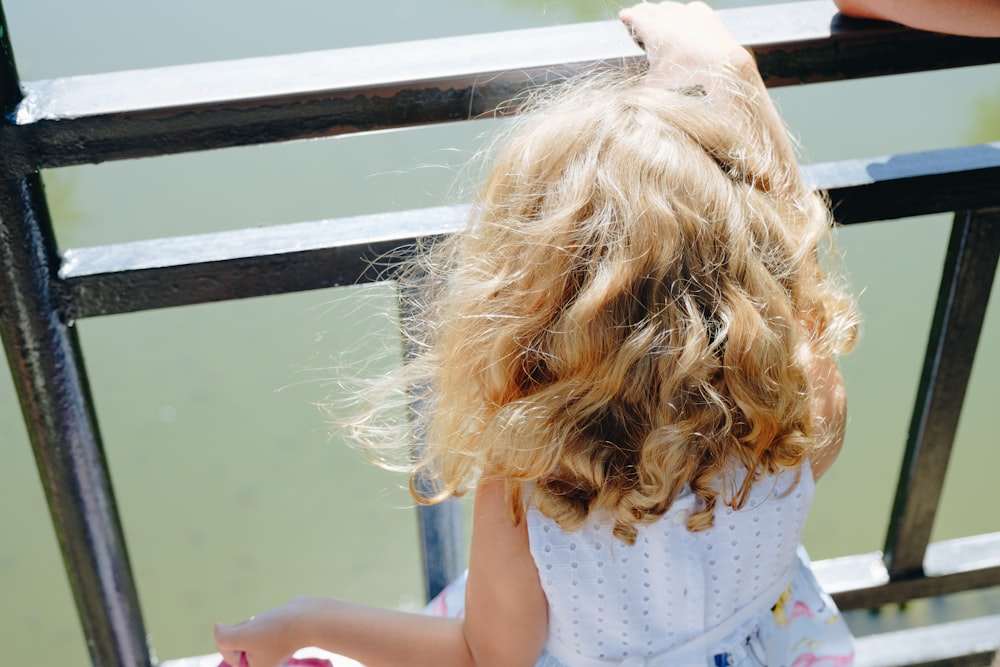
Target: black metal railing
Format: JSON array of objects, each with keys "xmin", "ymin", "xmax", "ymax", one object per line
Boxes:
[{"xmin": 1, "ymin": 2, "xmax": 999, "ymax": 666}]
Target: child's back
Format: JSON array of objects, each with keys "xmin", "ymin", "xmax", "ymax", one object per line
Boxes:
[
  {"xmin": 529, "ymin": 466, "xmax": 812, "ymax": 665},
  {"xmin": 403, "ymin": 4, "xmax": 859, "ymax": 664},
  {"xmin": 409, "ymin": 42, "xmax": 857, "ymax": 660}
]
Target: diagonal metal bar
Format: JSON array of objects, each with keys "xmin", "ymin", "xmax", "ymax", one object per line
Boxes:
[
  {"xmin": 0, "ymin": 6, "xmax": 152, "ymax": 667},
  {"xmin": 0, "ymin": 179, "xmax": 154, "ymax": 667},
  {"xmin": 883, "ymin": 207, "xmax": 1000, "ymax": 577}
]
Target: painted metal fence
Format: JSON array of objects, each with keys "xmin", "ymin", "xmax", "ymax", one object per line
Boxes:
[{"xmin": 2, "ymin": 2, "xmax": 1000, "ymax": 665}]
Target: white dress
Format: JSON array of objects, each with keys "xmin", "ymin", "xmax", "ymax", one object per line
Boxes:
[{"xmin": 526, "ymin": 465, "xmax": 814, "ymax": 667}]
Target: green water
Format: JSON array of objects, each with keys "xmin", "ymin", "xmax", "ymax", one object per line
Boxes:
[{"xmin": 1, "ymin": 0, "xmax": 999, "ymax": 664}]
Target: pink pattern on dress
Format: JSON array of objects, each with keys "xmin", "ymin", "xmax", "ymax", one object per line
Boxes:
[
  {"xmin": 791, "ymin": 651, "xmax": 855, "ymax": 667},
  {"xmin": 790, "ymin": 600, "xmax": 817, "ymax": 621}
]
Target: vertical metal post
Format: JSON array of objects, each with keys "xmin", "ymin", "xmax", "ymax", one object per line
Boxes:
[
  {"xmin": 398, "ymin": 280, "xmax": 465, "ymax": 602},
  {"xmin": 415, "ymin": 497, "xmax": 466, "ymax": 601},
  {"xmin": 0, "ymin": 5, "xmax": 152, "ymax": 666},
  {"xmin": 883, "ymin": 208, "xmax": 1000, "ymax": 577},
  {"xmin": 0, "ymin": 2, "xmax": 20, "ymax": 112}
]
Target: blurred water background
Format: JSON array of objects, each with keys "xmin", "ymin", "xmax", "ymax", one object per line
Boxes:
[{"xmin": 1, "ymin": 0, "xmax": 998, "ymax": 663}]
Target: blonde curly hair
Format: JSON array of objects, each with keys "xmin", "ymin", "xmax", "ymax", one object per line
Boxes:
[{"xmin": 351, "ymin": 68, "xmax": 858, "ymax": 545}]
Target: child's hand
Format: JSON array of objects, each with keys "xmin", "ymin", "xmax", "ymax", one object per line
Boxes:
[
  {"xmin": 620, "ymin": 2, "xmax": 804, "ymax": 197},
  {"xmin": 214, "ymin": 600, "xmax": 307, "ymax": 667},
  {"xmin": 619, "ymin": 1, "xmax": 752, "ymax": 77}
]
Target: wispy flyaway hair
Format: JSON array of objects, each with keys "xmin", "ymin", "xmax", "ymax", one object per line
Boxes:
[{"xmin": 349, "ymin": 68, "xmax": 859, "ymax": 544}]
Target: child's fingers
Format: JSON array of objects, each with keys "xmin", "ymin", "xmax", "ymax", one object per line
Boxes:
[
  {"xmin": 620, "ymin": 1, "xmax": 745, "ymax": 75},
  {"xmin": 620, "ymin": 11, "xmax": 646, "ymax": 50},
  {"xmin": 214, "ymin": 620, "xmax": 294, "ymax": 667},
  {"xmin": 214, "ymin": 622, "xmax": 239, "ymax": 648},
  {"xmin": 618, "ymin": 5, "xmax": 648, "ymax": 36},
  {"xmin": 216, "ymin": 650, "xmax": 243, "ymax": 667},
  {"xmin": 619, "ymin": 3, "xmax": 679, "ymax": 54},
  {"xmin": 214, "ymin": 622, "xmax": 248, "ymax": 666}
]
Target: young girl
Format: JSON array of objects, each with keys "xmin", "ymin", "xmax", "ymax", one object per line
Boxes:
[{"xmin": 214, "ymin": 3, "xmax": 860, "ymax": 666}]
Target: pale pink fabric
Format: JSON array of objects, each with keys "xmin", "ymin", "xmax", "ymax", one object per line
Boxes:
[{"xmin": 219, "ymin": 654, "xmax": 333, "ymax": 667}]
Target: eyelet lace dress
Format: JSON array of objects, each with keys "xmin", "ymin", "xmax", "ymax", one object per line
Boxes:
[{"xmin": 527, "ymin": 465, "xmax": 815, "ymax": 667}]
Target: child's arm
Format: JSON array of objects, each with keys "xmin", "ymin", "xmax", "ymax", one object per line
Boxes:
[
  {"xmin": 834, "ymin": 0, "xmax": 1000, "ymax": 37},
  {"xmin": 619, "ymin": 2, "xmax": 802, "ymax": 194},
  {"xmin": 806, "ymin": 352, "xmax": 848, "ymax": 482},
  {"xmin": 460, "ymin": 480, "xmax": 549, "ymax": 665},
  {"xmin": 214, "ymin": 480, "xmax": 547, "ymax": 667}
]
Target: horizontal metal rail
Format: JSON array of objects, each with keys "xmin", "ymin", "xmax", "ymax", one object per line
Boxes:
[
  {"xmin": 59, "ymin": 206, "xmax": 465, "ymax": 319},
  {"xmin": 854, "ymin": 613, "xmax": 1000, "ymax": 667},
  {"xmin": 815, "ymin": 532, "xmax": 1000, "ymax": 610},
  {"xmin": 58, "ymin": 142, "xmax": 1000, "ymax": 319},
  {"xmin": 0, "ymin": 1, "xmax": 998, "ymax": 177}
]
